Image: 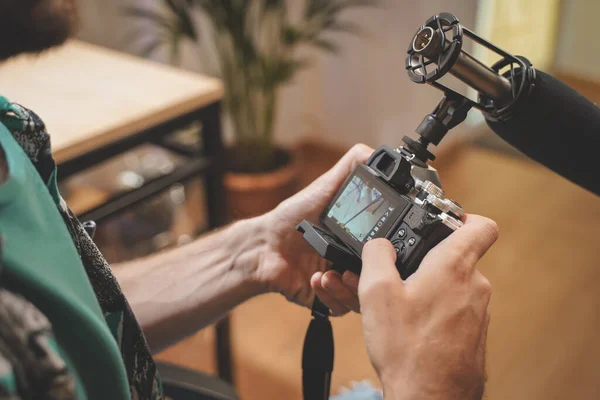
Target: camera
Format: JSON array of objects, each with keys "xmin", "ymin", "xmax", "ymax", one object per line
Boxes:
[
  {"xmin": 295, "ymin": 11, "xmax": 500, "ymax": 280},
  {"xmin": 297, "ymin": 143, "xmax": 464, "ymax": 279}
]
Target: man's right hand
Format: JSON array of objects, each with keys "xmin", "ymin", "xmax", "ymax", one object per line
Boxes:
[{"xmin": 359, "ymin": 214, "xmax": 499, "ymax": 400}]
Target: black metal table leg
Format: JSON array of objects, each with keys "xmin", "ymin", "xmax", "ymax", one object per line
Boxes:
[
  {"xmin": 200, "ymin": 102, "xmax": 228, "ymax": 230},
  {"xmin": 214, "ymin": 318, "xmax": 234, "ymax": 384},
  {"xmin": 199, "ymin": 102, "xmax": 235, "ymax": 384}
]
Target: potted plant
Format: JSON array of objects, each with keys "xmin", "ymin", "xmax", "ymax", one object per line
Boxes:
[{"xmin": 127, "ymin": 0, "xmax": 373, "ymax": 217}]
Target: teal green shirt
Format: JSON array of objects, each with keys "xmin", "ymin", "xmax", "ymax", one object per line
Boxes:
[{"xmin": 0, "ymin": 123, "xmax": 130, "ymax": 399}]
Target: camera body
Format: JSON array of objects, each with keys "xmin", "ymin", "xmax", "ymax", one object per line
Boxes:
[{"xmin": 297, "ymin": 145, "xmax": 463, "ymax": 279}]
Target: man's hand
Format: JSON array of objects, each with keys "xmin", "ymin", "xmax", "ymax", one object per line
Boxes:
[
  {"xmin": 116, "ymin": 143, "xmax": 368, "ymax": 349},
  {"xmin": 255, "ymin": 144, "xmax": 373, "ymax": 313},
  {"xmin": 359, "ymin": 215, "xmax": 498, "ymax": 400}
]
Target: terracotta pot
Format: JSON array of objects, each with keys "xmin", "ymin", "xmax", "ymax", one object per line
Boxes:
[{"xmin": 224, "ymin": 150, "xmax": 299, "ymax": 219}]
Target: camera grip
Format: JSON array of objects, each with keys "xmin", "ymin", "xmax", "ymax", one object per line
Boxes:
[{"xmin": 391, "ymin": 206, "xmax": 455, "ymax": 279}]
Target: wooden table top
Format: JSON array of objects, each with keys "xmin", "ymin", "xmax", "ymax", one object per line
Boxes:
[{"xmin": 0, "ymin": 40, "xmax": 223, "ymax": 163}]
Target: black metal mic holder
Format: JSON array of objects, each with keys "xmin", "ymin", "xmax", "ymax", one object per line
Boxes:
[{"xmin": 405, "ymin": 12, "xmax": 536, "ymax": 127}]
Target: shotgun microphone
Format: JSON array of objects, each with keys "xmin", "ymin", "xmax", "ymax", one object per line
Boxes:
[{"xmin": 405, "ymin": 12, "xmax": 600, "ymax": 195}]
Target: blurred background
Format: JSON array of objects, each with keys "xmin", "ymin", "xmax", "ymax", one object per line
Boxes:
[{"xmin": 1, "ymin": 0, "xmax": 599, "ymax": 398}]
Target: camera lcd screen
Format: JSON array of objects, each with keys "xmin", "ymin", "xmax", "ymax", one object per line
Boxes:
[{"xmin": 322, "ymin": 165, "xmax": 408, "ymax": 253}]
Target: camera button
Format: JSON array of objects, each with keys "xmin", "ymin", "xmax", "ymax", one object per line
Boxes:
[
  {"xmin": 393, "ymin": 241, "xmax": 406, "ymax": 255},
  {"xmin": 408, "ymin": 237, "xmax": 416, "ymax": 246},
  {"xmin": 397, "ymin": 228, "xmax": 406, "ymax": 238}
]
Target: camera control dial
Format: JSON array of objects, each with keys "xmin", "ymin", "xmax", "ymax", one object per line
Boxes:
[{"xmin": 418, "ymin": 180, "xmax": 465, "ymax": 220}]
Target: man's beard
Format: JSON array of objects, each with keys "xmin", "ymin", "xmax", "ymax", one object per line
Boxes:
[{"xmin": 0, "ymin": 0, "xmax": 78, "ymax": 61}]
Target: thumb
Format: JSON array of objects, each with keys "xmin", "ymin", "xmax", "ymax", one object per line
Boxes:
[{"xmin": 359, "ymin": 238, "xmax": 403, "ymax": 301}]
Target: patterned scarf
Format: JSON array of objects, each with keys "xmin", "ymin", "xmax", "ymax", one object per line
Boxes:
[{"xmin": 0, "ymin": 97, "xmax": 162, "ymax": 399}]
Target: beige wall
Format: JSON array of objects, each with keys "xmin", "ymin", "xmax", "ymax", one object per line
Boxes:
[
  {"xmin": 554, "ymin": 0, "xmax": 600, "ymax": 81},
  {"xmin": 473, "ymin": 0, "xmax": 561, "ymax": 71},
  {"xmin": 77, "ymin": 0, "xmax": 138, "ymax": 52}
]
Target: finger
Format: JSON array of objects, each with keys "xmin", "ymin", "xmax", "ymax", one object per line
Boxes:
[
  {"xmin": 341, "ymin": 270, "xmax": 359, "ymax": 295},
  {"xmin": 463, "ymin": 214, "xmax": 500, "ymax": 254},
  {"xmin": 321, "ymin": 271, "xmax": 360, "ymax": 313},
  {"xmin": 311, "ymin": 272, "xmax": 351, "ymax": 316},
  {"xmin": 422, "ymin": 214, "xmax": 499, "ymax": 275},
  {"xmin": 358, "ymin": 238, "xmax": 402, "ymax": 300}
]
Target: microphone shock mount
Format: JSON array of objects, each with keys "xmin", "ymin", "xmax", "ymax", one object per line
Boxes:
[{"xmin": 405, "ymin": 12, "xmax": 537, "ymax": 160}]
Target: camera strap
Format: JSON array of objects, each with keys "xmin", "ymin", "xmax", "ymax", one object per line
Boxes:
[{"xmin": 302, "ymin": 295, "xmax": 334, "ymax": 400}]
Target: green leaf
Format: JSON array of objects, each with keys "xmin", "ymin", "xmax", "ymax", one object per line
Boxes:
[
  {"xmin": 139, "ymin": 38, "xmax": 165, "ymax": 58},
  {"xmin": 165, "ymin": 0, "xmax": 199, "ymax": 41},
  {"xmin": 282, "ymin": 26, "xmax": 303, "ymax": 45},
  {"xmin": 324, "ymin": 20, "xmax": 362, "ymax": 35},
  {"xmin": 312, "ymin": 38, "xmax": 340, "ymax": 53},
  {"xmin": 165, "ymin": 0, "xmax": 179, "ymax": 13},
  {"xmin": 305, "ymin": 0, "xmax": 333, "ymax": 19},
  {"xmin": 258, "ymin": 57, "xmax": 311, "ymax": 89},
  {"xmin": 263, "ymin": 0, "xmax": 286, "ymax": 9},
  {"xmin": 275, "ymin": 59, "xmax": 311, "ymax": 85},
  {"xmin": 341, "ymin": 0, "xmax": 379, "ymax": 7},
  {"xmin": 123, "ymin": 7, "xmax": 174, "ymax": 33}
]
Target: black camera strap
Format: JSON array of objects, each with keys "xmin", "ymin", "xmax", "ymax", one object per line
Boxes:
[{"xmin": 302, "ymin": 295, "xmax": 334, "ymax": 400}]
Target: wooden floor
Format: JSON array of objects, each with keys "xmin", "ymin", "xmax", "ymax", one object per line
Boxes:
[{"xmin": 156, "ymin": 144, "xmax": 600, "ymax": 400}]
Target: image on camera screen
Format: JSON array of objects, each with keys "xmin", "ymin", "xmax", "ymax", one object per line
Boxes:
[{"xmin": 326, "ymin": 175, "xmax": 394, "ymax": 242}]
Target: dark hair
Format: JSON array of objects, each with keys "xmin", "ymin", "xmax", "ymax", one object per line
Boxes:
[{"xmin": 0, "ymin": 0, "xmax": 78, "ymax": 61}]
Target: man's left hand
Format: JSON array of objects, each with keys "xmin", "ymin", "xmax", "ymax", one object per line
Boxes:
[{"xmin": 254, "ymin": 144, "xmax": 373, "ymax": 315}]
